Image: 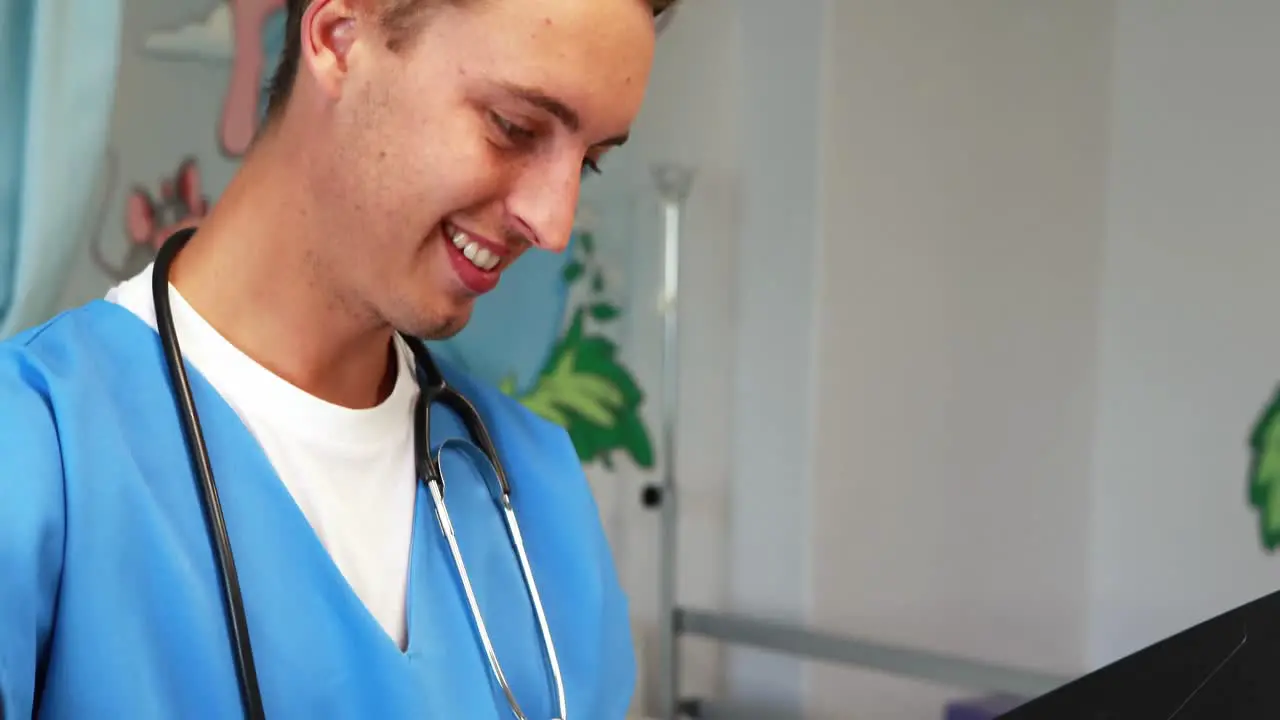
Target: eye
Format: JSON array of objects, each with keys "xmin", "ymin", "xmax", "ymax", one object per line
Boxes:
[
  {"xmin": 581, "ymin": 158, "xmax": 602, "ymax": 178},
  {"xmin": 489, "ymin": 111, "xmax": 537, "ymax": 147}
]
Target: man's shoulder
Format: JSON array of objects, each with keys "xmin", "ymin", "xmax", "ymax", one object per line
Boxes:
[
  {"xmin": 1, "ymin": 305, "xmax": 88, "ymax": 388},
  {"xmin": 1, "ymin": 301, "xmax": 134, "ymax": 365},
  {"xmin": 0, "ymin": 301, "xmax": 155, "ymax": 411},
  {"xmin": 434, "ymin": 354, "xmax": 575, "ymax": 455},
  {"xmin": 0, "ymin": 308, "xmax": 113, "ymax": 492}
]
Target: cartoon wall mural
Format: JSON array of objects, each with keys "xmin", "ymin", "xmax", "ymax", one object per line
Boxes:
[
  {"xmin": 95, "ymin": 157, "xmax": 210, "ymax": 281},
  {"xmin": 90, "ymin": 0, "xmax": 654, "ymax": 471},
  {"xmin": 1249, "ymin": 388, "xmax": 1280, "ymax": 551},
  {"xmin": 140, "ymin": 0, "xmax": 285, "ymax": 157},
  {"xmin": 498, "ymin": 231, "xmax": 653, "ymax": 470}
]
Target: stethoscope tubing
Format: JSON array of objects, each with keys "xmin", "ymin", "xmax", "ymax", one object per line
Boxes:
[
  {"xmin": 152, "ymin": 229, "xmax": 566, "ymax": 720},
  {"xmin": 426, "ymin": 438, "xmax": 569, "ymax": 720},
  {"xmin": 153, "ymin": 231, "xmax": 266, "ymax": 720}
]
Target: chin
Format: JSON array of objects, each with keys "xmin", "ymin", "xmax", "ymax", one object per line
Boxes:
[
  {"xmin": 422, "ymin": 317, "xmax": 469, "ymax": 341},
  {"xmin": 393, "ymin": 303, "xmax": 473, "ymax": 341}
]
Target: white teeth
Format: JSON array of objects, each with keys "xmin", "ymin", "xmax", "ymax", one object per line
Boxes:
[{"xmin": 448, "ymin": 226, "xmax": 500, "ymax": 271}]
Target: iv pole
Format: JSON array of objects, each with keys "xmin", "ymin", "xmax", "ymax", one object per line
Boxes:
[{"xmin": 645, "ymin": 163, "xmax": 694, "ymax": 720}]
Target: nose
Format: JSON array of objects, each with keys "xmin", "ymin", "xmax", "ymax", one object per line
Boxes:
[{"xmin": 504, "ymin": 156, "xmax": 582, "ymax": 254}]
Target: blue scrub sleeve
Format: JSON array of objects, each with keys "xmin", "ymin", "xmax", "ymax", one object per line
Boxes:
[
  {"xmin": 598, "ymin": 576, "xmax": 638, "ymax": 718},
  {"xmin": 0, "ymin": 352, "xmax": 66, "ymax": 717}
]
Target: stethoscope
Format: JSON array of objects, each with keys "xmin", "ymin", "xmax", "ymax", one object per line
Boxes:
[{"xmin": 151, "ymin": 229, "xmax": 567, "ymax": 720}]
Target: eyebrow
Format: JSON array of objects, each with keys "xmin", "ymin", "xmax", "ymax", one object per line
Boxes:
[{"xmin": 499, "ymin": 82, "xmax": 631, "ymax": 148}]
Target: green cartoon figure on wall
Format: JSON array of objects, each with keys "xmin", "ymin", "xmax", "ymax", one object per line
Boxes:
[
  {"xmin": 499, "ymin": 232, "xmax": 655, "ymax": 471},
  {"xmin": 1248, "ymin": 387, "xmax": 1280, "ymax": 551},
  {"xmin": 427, "ymin": 228, "xmax": 656, "ymax": 472}
]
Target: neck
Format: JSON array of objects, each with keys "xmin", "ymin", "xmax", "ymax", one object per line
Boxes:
[{"xmin": 168, "ymin": 132, "xmax": 397, "ymax": 409}]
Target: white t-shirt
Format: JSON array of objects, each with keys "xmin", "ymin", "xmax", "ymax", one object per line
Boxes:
[{"xmin": 106, "ymin": 264, "xmax": 417, "ymax": 649}]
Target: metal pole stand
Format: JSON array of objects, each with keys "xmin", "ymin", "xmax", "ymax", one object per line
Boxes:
[{"xmin": 641, "ymin": 163, "xmax": 695, "ymax": 720}]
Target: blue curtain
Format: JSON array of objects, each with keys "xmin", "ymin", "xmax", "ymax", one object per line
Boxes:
[{"xmin": 0, "ymin": 1, "xmax": 124, "ymax": 338}]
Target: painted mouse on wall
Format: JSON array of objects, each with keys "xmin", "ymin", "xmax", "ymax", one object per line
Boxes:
[{"xmin": 92, "ymin": 157, "xmax": 209, "ymax": 281}]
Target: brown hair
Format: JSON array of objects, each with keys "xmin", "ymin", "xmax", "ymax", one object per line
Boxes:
[{"xmin": 263, "ymin": 0, "xmax": 677, "ymax": 124}]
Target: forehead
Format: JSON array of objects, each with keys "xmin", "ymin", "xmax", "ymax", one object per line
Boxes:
[{"xmin": 402, "ymin": 0, "xmax": 656, "ymax": 131}]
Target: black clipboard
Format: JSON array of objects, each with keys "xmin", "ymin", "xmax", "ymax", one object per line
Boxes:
[{"xmin": 999, "ymin": 588, "xmax": 1280, "ymax": 719}]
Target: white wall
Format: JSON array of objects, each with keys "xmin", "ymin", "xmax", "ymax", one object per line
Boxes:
[
  {"xmin": 722, "ymin": 0, "xmax": 826, "ymax": 712},
  {"xmin": 583, "ymin": 0, "xmax": 744, "ymax": 710},
  {"xmin": 1088, "ymin": 0, "xmax": 1280, "ymax": 668},
  {"xmin": 618, "ymin": 2, "xmax": 1121, "ymax": 716},
  {"xmin": 808, "ymin": 1, "xmax": 1113, "ymax": 717},
  {"xmin": 630, "ymin": 1, "xmax": 1280, "ymax": 717},
  {"xmin": 619, "ymin": 3, "xmax": 1119, "ymax": 717},
  {"xmin": 597, "ymin": 1, "xmax": 828, "ymax": 712}
]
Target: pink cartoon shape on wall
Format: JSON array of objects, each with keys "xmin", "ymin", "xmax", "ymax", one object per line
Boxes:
[
  {"xmin": 221, "ymin": 0, "xmax": 286, "ymax": 157},
  {"xmin": 126, "ymin": 157, "xmax": 209, "ymax": 249},
  {"xmin": 140, "ymin": 0, "xmax": 285, "ymax": 157},
  {"xmin": 94, "ymin": 158, "xmax": 209, "ymax": 281}
]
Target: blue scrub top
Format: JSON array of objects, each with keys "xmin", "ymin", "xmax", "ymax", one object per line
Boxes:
[{"xmin": 0, "ymin": 301, "xmax": 636, "ymax": 718}]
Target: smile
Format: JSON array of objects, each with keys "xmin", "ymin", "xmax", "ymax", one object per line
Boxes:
[
  {"xmin": 442, "ymin": 220, "xmax": 507, "ymax": 296},
  {"xmin": 446, "ymin": 223, "xmax": 501, "ymax": 272}
]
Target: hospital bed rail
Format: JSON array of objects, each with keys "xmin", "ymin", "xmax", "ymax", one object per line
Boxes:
[{"xmin": 661, "ymin": 605, "xmax": 1073, "ymax": 718}]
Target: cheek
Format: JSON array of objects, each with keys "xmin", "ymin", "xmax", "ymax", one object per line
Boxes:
[
  {"xmin": 334, "ymin": 79, "xmax": 511, "ymax": 234},
  {"xmin": 393, "ymin": 121, "xmax": 512, "ymax": 218}
]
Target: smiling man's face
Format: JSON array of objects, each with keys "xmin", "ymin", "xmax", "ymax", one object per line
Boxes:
[{"xmin": 298, "ymin": 0, "xmax": 656, "ymax": 339}]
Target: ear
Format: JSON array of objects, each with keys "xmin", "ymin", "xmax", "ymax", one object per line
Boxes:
[{"xmin": 299, "ymin": 0, "xmax": 362, "ymax": 102}]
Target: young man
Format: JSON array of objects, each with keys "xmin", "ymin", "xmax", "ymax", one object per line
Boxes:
[{"xmin": 0, "ymin": 0, "xmax": 667, "ymax": 717}]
